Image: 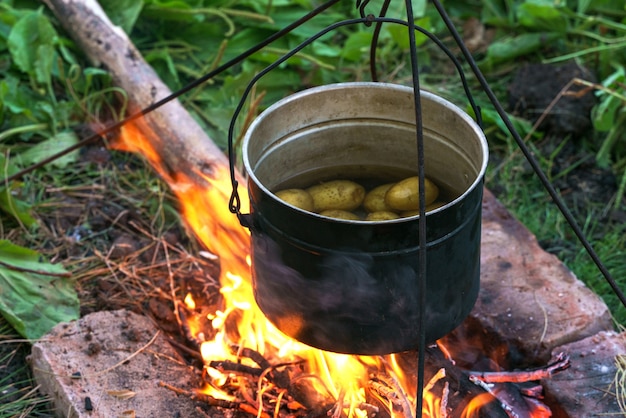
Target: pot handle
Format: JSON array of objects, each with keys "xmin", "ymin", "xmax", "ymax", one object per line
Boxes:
[
  {"xmin": 237, "ymin": 213, "xmax": 256, "ymax": 231},
  {"xmin": 228, "ymin": 181, "xmax": 256, "ymax": 231}
]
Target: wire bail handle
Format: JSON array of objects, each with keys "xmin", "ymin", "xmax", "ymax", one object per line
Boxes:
[{"xmin": 225, "ymin": 1, "xmax": 483, "ymax": 232}]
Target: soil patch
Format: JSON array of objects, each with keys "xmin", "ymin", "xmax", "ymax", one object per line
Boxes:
[{"xmin": 496, "ymin": 62, "xmax": 623, "ymax": 230}]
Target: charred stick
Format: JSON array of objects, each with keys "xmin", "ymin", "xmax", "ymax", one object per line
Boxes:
[
  {"xmin": 368, "ymin": 380, "xmax": 412, "ymax": 417},
  {"xmin": 177, "ymin": 305, "xmax": 203, "ymax": 348},
  {"xmin": 369, "ymin": 356, "xmax": 414, "ymax": 416},
  {"xmin": 209, "ymin": 360, "xmax": 263, "ymax": 377},
  {"xmin": 519, "ymin": 384, "xmax": 544, "ymax": 398},
  {"xmin": 160, "ymin": 381, "xmax": 271, "ymax": 418},
  {"xmin": 467, "ymin": 352, "xmax": 571, "ymax": 384},
  {"xmin": 440, "ymin": 382, "xmax": 449, "ymax": 418},
  {"xmin": 468, "ymin": 379, "xmax": 550, "ymax": 418},
  {"xmin": 229, "ymin": 345, "xmax": 292, "ymax": 389},
  {"xmin": 232, "ymin": 346, "xmax": 271, "ymax": 370},
  {"xmin": 236, "ymin": 376, "xmax": 262, "ymax": 410},
  {"xmin": 158, "ymin": 381, "xmax": 237, "ymax": 409},
  {"xmin": 209, "ymin": 358, "xmax": 290, "ymax": 390},
  {"xmin": 163, "ymin": 335, "xmax": 203, "ymax": 361},
  {"xmin": 239, "ymin": 403, "xmax": 271, "ymax": 418},
  {"xmin": 357, "ymin": 402, "xmax": 380, "ymax": 416}
]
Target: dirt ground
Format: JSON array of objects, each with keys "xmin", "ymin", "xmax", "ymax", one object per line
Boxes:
[{"xmin": 496, "ymin": 62, "xmax": 622, "ymax": 224}]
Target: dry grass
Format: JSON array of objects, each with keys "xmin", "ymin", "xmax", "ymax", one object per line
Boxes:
[
  {"xmin": 616, "ymin": 354, "xmax": 626, "ymax": 414},
  {"xmin": 0, "ymin": 147, "xmax": 226, "ymax": 415},
  {"xmin": 9, "ymin": 149, "xmax": 221, "ymax": 316}
]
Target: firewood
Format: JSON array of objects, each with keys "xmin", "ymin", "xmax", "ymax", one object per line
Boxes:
[
  {"xmin": 467, "ymin": 352, "xmax": 571, "ymax": 384},
  {"xmin": 42, "ymin": 0, "xmax": 241, "ymax": 186},
  {"xmin": 393, "ymin": 348, "xmax": 511, "ymax": 417}
]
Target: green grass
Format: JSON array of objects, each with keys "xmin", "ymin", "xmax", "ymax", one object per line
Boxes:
[
  {"xmin": 0, "ymin": 319, "xmax": 53, "ymax": 417},
  {"xmin": 487, "ymin": 138, "xmax": 626, "ymax": 324}
]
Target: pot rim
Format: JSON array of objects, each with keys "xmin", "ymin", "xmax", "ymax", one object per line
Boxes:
[{"xmin": 243, "ymin": 82, "xmax": 489, "ymax": 224}]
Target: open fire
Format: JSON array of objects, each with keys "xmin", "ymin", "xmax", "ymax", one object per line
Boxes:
[{"xmin": 112, "ymin": 117, "xmax": 565, "ymax": 418}]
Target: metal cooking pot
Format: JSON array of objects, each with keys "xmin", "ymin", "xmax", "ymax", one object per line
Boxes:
[{"xmin": 241, "ymin": 82, "xmax": 488, "ymax": 354}]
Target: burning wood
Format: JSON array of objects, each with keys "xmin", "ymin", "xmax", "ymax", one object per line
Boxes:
[
  {"xmin": 467, "ymin": 353, "xmax": 571, "ymax": 384},
  {"xmin": 465, "ymin": 353, "xmax": 570, "ymax": 418},
  {"xmin": 158, "ymin": 335, "xmax": 570, "ymax": 417}
]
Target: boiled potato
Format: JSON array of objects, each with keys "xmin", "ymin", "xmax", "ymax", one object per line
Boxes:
[
  {"xmin": 401, "ymin": 201, "xmax": 446, "ymax": 217},
  {"xmin": 319, "ymin": 209, "xmax": 361, "ymax": 220},
  {"xmin": 385, "ymin": 176, "xmax": 439, "ymax": 211},
  {"xmin": 363, "ymin": 183, "xmax": 395, "ymax": 213},
  {"xmin": 365, "ymin": 211, "xmax": 400, "ymax": 221},
  {"xmin": 275, "ymin": 188, "xmax": 315, "ymax": 212},
  {"xmin": 307, "ymin": 180, "xmax": 365, "ymax": 212},
  {"xmin": 426, "ymin": 200, "xmax": 446, "ymax": 211}
]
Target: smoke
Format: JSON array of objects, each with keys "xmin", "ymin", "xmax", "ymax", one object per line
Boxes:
[{"xmin": 251, "ymin": 233, "xmax": 433, "ymax": 354}]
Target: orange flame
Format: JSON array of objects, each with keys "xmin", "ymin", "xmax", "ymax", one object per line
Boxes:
[{"xmin": 113, "ymin": 117, "xmax": 543, "ymax": 418}]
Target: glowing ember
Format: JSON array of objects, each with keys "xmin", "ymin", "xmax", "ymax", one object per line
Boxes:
[{"xmin": 113, "ymin": 118, "xmax": 551, "ymax": 418}]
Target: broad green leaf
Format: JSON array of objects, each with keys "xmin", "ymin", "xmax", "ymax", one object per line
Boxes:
[
  {"xmin": 101, "ymin": 0, "xmax": 145, "ymax": 34},
  {"xmin": 593, "ymin": 66, "xmax": 625, "ymax": 131},
  {"xmin": 592, "ymin": 95, "xmax": 622, "ymax": 132},
  {"xmin": 141, "ymin": 2, "xmax": 200, "ymax": 23},
  {"xmin": 516, "ymin": 1, "xmax": 568, "ymax": 33},
  {"xmin": 482, "ymin": 32, "xmax": 561, "ymax": 67},
  {"xmin": 0, "ymin": 152, "xmax": 20, "ymax": 179},
  {"xmin": 7, "ymin": 9, "xmax": 58, "ymax": 86},
  {"xmin": 0, "ymin": 240, "xmax": 79, "ymax": 340},
  {"xmin": 576, "ymin": 0, "xmax": 593, "ymax": 13},
  {"xmin": 342, "ymin": 30, "xmax": 373, "ymax": 62},
  {"xmin": 18, "ymin": 131, "xmax": 80, "ymax": 168},
  {"xmin": 600, "ymin": 65, "xmax": 625, "ymax": 89},
  {"xmin": 473, "ymin": 106, "xmax": 537, "ymax": 140},
  {"xmin": 0, "ymin": 149, "xmax": 37, "ymax": 225},
  {"xmin": 311, "ymin": 41, "xmax": 341, "ymax": 58},
  {"xmin": 0, "ymin": 184, "xmax": 37, "ymax": 228},
  {"xmin": 144, "ymin": 48, "xmax": 180, "ymax": 86},
  {"xmin": 584, "ymin": 0, "xmax": 626, "ymax": 13},
  {"xmin": 386, "ymin": 17, "xmax": 431, "ymax": 50},
  {"xmin": 0, "ymin": 76, "xmax": 37, "ymax": 121},
  {"xmin": 481, "ymin": 0, "xmax": 514, "ymax": 27}
]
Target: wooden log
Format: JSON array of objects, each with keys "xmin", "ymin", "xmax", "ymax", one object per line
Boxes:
[
  {"xmin": 393, "ymin": 349, "xmax": 511, "ymax": 418},
  {"xmin": 42, "ymin": 0, "xmax": 239, "ymax": 185}
]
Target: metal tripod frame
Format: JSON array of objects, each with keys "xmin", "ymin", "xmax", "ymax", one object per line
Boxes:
[{"xmin": 6, "ymin": 1, "xmax": 623, "ymax": 415}]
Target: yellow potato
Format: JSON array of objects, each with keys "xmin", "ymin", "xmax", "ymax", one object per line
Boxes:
[
  {"xmin": 363, "ymin": 183, "xmax": 395, "ymax": 213},
  {"xmin": 307, "ymin": 180, "xmax": 365, "ymax": 212},
  {"xmin": 401, "ymin": 201, "xmax": 446, "ymax": 217},
  {"xmin": 385, "ymin": 176, "xmax": 439, "ymax": 211},
  {"xmin": 426, "ymin": 200, "xmax": 446, "ymax": 211},
  {"xmin": 319, "ymin": 209, "xmax": 361, "ymax": 220},
  {"xmin": 275, "ymin": 188, "xmax": 315, "ymax": 212},
  {"xmin": 365, "ymin": 211, "xmax": 400, "ymax": 221}
]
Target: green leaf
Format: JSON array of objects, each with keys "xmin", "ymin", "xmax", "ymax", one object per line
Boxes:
[
  {"xmin": 7, "ymin": 9, "xmax": 58, "ymax": 86},
  {"xmin": 0, "ymin": 240, "xmax": 79, "ymax": 340},
  {"xmin": 482, "ymin": 32, "xmax": 561, "ymax": 67},
  {"xmin": 18, "ymin": 131, "xmax": 80, "ymax": 168},
  {"xmin": 386, "ymin": 17, "xmax": 431, "ymax": 49},
  {"xmin": 101, "ymin": 0, "xmax": 145, "ymax": 34},
  {"xmin": 593, "ymin": 66, "xmax": 625, "ymax": 131},
  {"xmin": 342, "ymin": 30, "xmax": 373, "ymax": 62},
  {"xmin": 474, "ymin": 106, "xmax": 537, "ymax": 140},
  {"xmin": 141, "ymin": 1, "xmax": 199, "ymax": 23},
  {"xmin": 516, "ymin": 1, "xmax": 568, "ymax": 33},
  {"xmin": 0, "ymin": 183, "xmax": 37, "ymax": 228},
  {"xmin": 0, "ymin": 76, "xmax": 38, "ymax": 122}
]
